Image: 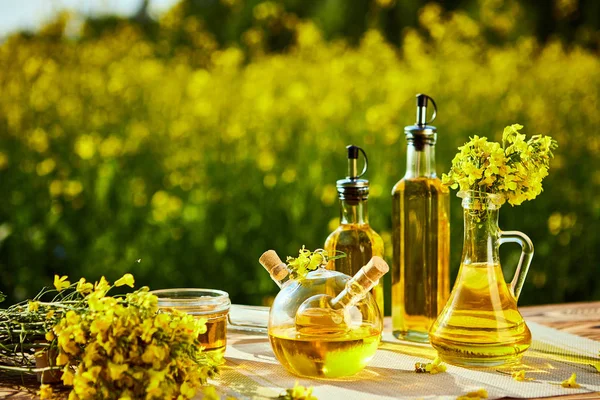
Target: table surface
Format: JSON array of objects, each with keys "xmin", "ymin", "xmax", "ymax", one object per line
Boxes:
[
  {"xmin": 513, "ymin": 302, "xmax": 600, "ymax": 400},
  {"xmin": 1, "ymin": 301, "xmax": 599, "ymax": 400}
]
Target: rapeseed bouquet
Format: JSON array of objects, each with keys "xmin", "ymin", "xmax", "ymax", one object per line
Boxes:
[
  {"xmin": 442, "ymin": 124, "xmax": 558, "ymax": 207},
  {"xmin": 0, "ymin": 274, "xmax": 218, "ymax": 400}
]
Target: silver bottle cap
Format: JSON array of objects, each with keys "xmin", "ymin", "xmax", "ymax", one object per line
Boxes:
[
  {"xmin": 405, "ymin": 94, "xmax": 437, "ymax": 150},
  {"xmin": 336, "ymin": 145, "xmax": 369, "ymax": 202}
]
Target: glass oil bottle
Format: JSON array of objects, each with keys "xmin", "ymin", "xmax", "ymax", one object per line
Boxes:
[
  {"xmin": 429, "ymin": 191, "xmax": 533, "ymax": 366},
  {"xmin": 391, "ymin": 94, "xmax": 450, "ymax": 343},
  {"xmin": 268, "ymin": 256, "xmax": 388, "ymax": 378},
  {"xmin": 324, "ymin": 145, "xmax": 385, "ymax": 315}
]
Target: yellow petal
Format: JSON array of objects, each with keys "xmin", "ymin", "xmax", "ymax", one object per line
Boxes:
[
  {"xmin": 512, "ymin": 370, "xmax": 526, "ymax": 381},
  {"xmin": 561, "ymin": 373, "xmax": 581, "ymax": 388},
  {"xmin": 53, "ymin": 275, "xmax": 70, "ymax": 291},
  {"xmin": 39, "ymin": 384, "xmax": 54, "ymax": 399},
  {"xmin": 115, "ymin": 273, "xmax": 135, "ymax": 288}
]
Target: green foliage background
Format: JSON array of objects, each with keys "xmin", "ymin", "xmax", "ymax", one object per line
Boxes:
[{"xmin": 0, "ymin": 1, "xmax": 598, "ymax": 312}]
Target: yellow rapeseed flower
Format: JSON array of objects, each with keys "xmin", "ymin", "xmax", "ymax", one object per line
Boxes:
[
  {"xmin": 456, "ymin": 389, "xmax": 488, "ymax": 400},
  {"xmin": 182, "ymin": 381, "xmax": 200, "ymax": 399},
  {"xmin": 28, "ymin": 300, "xmax": 40, "ymax": 312},
  {"xmin": 142, "ymin": 343, "xmax": 168, "ymax": 368},
  {"xmin": 115, "ymin": 273, "xmax": 135, "ymax": 288},
  {"xmin": 76, "ymin": 277, "xmax": 93, "ymax": 294},
  {"xmin": 56, "ymin": 351, "xmax": 70, "ymax": 366},
  {"xmin": 90, "ymin": 315, "xmax": 111, "ymax": 335},
  {"xmin": 54, "ymin": 275, "xmax": 70, "ymax": 291},
  {"xmin": 94, "ymin": 276, "xmax": 110, "ymax": 296},
  {"xmin": 39, "ymin": 383, "xmax": 54, "ymax": 399},
  {"xmin": 74, "ymin": 135, "xmax": 96, "ymax": 160},
  {"xmin": 425, "ymin": 357, "xmax": 447, "ymax": 374},
  {"xmin": 511, "ymin": 370, "xmax": 532, "ymax": 381},
  {"xmin": 146, "ymin": 368, "xmax": 167, "ymax": 397},
  {"xmin": 62, "ymin": 366, "xmax": 75, "ymax": 385},
  {"xmin": 108, "ymin": 361, "xmax": 129, "ymax": 380},
  {"xmin": 279, "ymin": 382, "xmax": 318, "ymax": 400},
  {"xmin": 561, "ymin": 373, "xmax": 581, "ymax": 388},
  {"xmin": 513, "ymin": 370, "xmax": 525, "ymax": 381},
  {"xmin": 117, "ymin": 391, "xmax": 133, "ymax": 400}
]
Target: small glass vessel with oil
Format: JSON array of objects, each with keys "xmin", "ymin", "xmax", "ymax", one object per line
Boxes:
[
  {"xmin": 325, "ymin": 145, "xmax": 384, "ymax": 315},
  {"xmin": 429, "ymin": 191, "xmax": 534, "ymax": 367},
  {"xmin": 392, "ymin": 94, "xmax": 450, "ymax": 342},
  {"xmin": 267, "ymin": 256, "xmax": 388, "ymax": 379},
  {"xmin": 153, "ymin": 288, "xmax": 231, "ymax": 363}
]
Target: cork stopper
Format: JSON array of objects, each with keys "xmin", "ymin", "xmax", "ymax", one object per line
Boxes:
[
  {"xmin": 259, "ymin": 250, "xmax": 289, "ymax": 282},
  {"xmin": 353, "ymin": 256, "xmax": 389, "ymax": 291}
]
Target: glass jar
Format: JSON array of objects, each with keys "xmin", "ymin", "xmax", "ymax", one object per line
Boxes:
[{"xmin": 152, "ymin": 288, "xmax": 231, "ymax": 361}]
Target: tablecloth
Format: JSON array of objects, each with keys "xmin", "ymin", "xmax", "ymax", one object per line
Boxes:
[{"xmin": 206, "ymin": 310, "xmax": 600, "ymax": 400}]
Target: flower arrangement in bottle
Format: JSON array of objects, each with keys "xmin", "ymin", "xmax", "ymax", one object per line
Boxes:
[
  {"xmin": 442, "ymin": 124, "xmax": 558, "ymax": 207},
  {"xmin": 430, "ymin": 124, "xmax": 557, "ymax": 367}
]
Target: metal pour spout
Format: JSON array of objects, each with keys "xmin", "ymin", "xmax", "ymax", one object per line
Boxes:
[{"xmin": 416, "ymin": 93, "xmax": 437, "ymax": 126}]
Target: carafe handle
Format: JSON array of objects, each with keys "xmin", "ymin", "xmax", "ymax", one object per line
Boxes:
[{"xmin": 499, "ymin": 230, "xmax": 534, "ymax": 300}]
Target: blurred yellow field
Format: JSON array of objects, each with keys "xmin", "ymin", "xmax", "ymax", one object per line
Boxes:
[{"xmin": 0, "ymin": 2, "xmax": 598, "ymax": 310}]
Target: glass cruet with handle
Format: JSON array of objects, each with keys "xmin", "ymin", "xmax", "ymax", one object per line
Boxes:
[{"xmin": 429, "ymin": 190, "xmax": 534, "ymax": 367}]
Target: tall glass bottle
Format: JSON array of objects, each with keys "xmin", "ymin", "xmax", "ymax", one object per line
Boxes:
[
  {"xmin": 391, "ymin": 94, "xmax": 450, "ymax": 343},
  {"xmin": 325, "ymin": 145, "xmax": 385, "ymax": 316}
]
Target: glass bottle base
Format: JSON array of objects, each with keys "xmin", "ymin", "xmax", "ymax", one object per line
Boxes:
[
  {"xmin": 431, "ymin": 338, "xmax": 530, "ymax": 368},
  {"xmin": 392, "ymin": 329, "xmax": 430, "ymax": 344},
  {"xmin": 436, "ymin": 353, "xmax": 523, "ymax": 368}
]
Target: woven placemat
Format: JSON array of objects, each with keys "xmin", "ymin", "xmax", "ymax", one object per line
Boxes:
[{"xmin": 210, "ymin": 321, "xmax": 600, "ymax": 400}]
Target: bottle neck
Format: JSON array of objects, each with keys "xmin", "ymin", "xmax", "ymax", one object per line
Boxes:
[
  {"xmin": 405, "ymin": 142, "xmax": 436, "ymax": 178},
  {"xmin": 461, "ymin": 207, "xmax": 501, "ymax": 265},
  {"xmin": 330, "ymin": 263, "xmax": 382, "ymax": 310},
  {"xmin": 268, "ymin": 263, "xmax": 290, "ymax": 288},
  {"xmin": 274, "ymin": 274, "xmax": 290, "ymax": 289},
  {"xmin": 340, "ymin": 199, "xmax": 368, "ymax": 225},
  {"xmin": 331, "ymin": 280, "xmax": 366, "ymax": 310}
]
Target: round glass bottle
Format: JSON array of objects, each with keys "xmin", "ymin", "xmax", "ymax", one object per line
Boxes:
[{"xmin": 268, "ymin": 257, "xmax": 387, "ymax": 378}]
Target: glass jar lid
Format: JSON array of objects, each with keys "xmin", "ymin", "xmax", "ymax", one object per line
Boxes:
[{"xmin": 152, "ymin": 288, "xmax": 231, "ymax": 315}]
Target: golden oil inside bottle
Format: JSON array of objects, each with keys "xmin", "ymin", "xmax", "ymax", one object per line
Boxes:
[
  {"xmin": 269, "ymin": 325, "xmax": 380, "ymax": 378},
  {"xmin": 392, "ymin": 177, "xmax": 450, "ymax": 342},
  {"xmin": 325, "ymin": 224, "xmax": 384, "ymax": 315},
  {"xmin": 429, "ymin": 262, "xmax": 531, "ymax": 366},
  {"xmin": 198, "ymin": 309, "xmax": 228, "ymax": 358}
]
